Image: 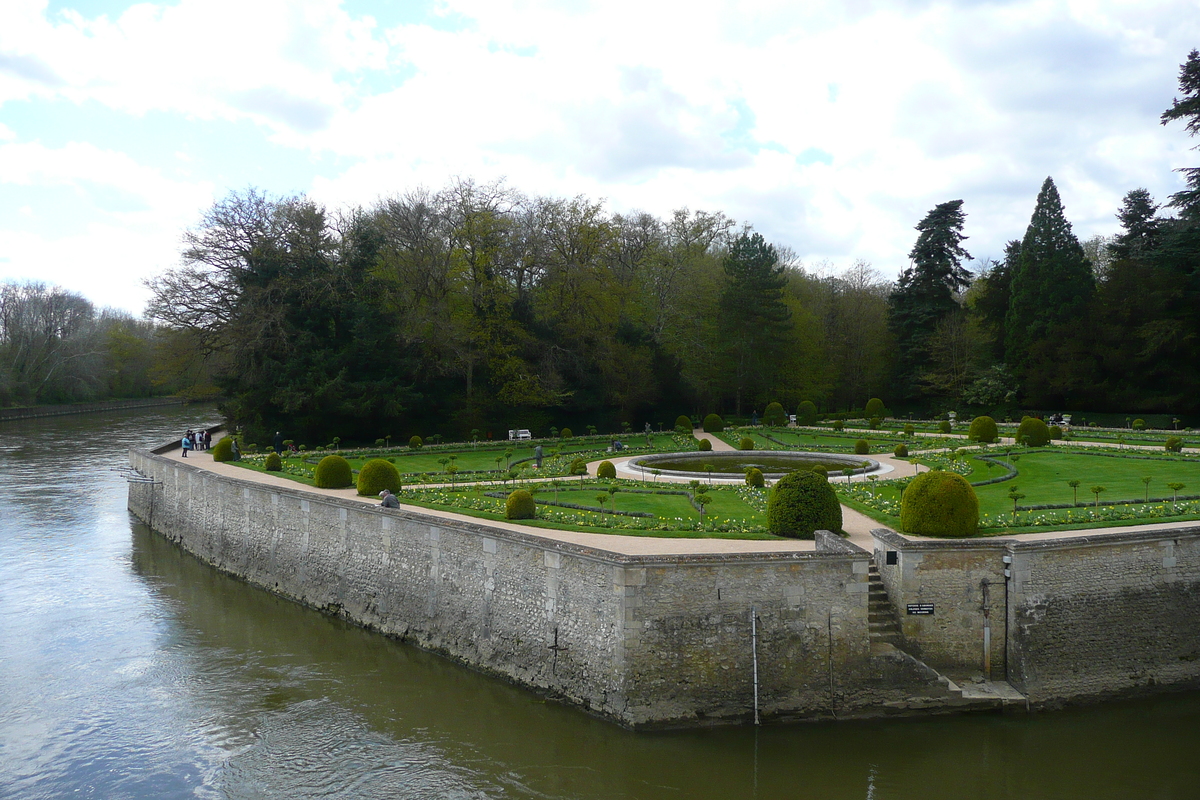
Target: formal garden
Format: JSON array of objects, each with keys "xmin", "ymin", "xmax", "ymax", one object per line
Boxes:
[{"xmin": 210, "ymin": 407, "xmax": 1199, "ymax": 541}]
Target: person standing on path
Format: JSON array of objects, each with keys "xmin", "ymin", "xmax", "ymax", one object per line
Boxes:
[
  {"xmin": 181, "ymin": 433, "xmax": 193, "ymax": 458},
  {"xmin": 534, "ymin": 444, "xmax": 543, "ymax": 469},
  {"xmin": 273, "ymin": 431, "xmax": 283, "ymax": 455}
]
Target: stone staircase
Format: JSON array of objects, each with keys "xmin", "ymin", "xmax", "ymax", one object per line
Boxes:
[{"xmin": 866, "ymin": 558, "xmax": 1028, "ymax": 713}]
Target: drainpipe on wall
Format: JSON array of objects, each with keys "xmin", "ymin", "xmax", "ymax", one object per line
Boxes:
[
  {"xmin": 981, "ymin": 579, "xmax": 991, "ymax": 680},
  {"xmin": 1002, "ymin": 554, "xmax": 1013, "ymax": 681}
]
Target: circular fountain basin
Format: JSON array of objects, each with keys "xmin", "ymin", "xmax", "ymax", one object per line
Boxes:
[{"xmin": 626, "ymin": 451, "xmax": 880, "ymax": 481}]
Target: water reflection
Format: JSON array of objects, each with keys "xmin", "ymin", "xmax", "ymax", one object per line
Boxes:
[{"xmin": 2, "ymin": 406, "xmax": 1200, "ymax": 799}]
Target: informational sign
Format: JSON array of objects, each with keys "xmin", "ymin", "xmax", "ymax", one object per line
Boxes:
[{"xmin": 906, "ymin": 603, "xmax": 935, "ymax": 616}]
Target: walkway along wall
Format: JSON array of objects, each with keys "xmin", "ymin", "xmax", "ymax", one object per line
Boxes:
[
  {"xmin": 872, "ymin": 526, "xmax": 1200, "ymax": 704},
  {"xmin": 127, "ymin": 448, "xmax": 948, "ymax": 727}
]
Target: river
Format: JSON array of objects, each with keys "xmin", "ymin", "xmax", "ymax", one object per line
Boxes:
[{"xmin": 1, "ymin": 406, "xmax": 1199, "ymax": 799}]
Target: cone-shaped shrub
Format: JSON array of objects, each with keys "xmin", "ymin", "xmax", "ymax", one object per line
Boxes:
[
  {"xmin": 357, "ymin": 458, "xmax": 401, "ymax": 496},
  {"xmin": 314, "ymin": 455, "xmax": 353, "ymax": 488},
  {"xmin": 900, "ymin": 471, "xmax": 979, "ymax": 537}
]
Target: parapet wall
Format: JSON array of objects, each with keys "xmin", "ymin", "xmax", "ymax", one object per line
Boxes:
[
  {"xmin": 128, "ymin": 448, "xmax": 934, "ymax": 727},
  {"xmin": 872, "ymin": 525, "xmax": 1200, "ymax": 703}
]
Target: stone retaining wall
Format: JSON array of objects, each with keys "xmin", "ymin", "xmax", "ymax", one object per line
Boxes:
[{"xmin": 128, "ymin": 448, "xmax": 939, "ymax": 727}]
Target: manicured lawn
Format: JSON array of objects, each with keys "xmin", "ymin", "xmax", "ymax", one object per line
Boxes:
[{"xmin": 841, "ymin": 447, "xmax": 1200, "ymax": 533}]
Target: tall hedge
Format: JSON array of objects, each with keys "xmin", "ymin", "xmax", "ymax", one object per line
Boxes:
[
  {"xmin": 796, "ymin": 400, "xmax": 818, "ymax": 426},
  {"xmin": 1016, "ymin": 416, "xmax": 1050, "ymax": 447},
  {"xmin": 762, "ymin": 402, "xmax": 786, "ymax": 427},
  {"xmin": 357, "ymin": 458, "xmax": 401, "ymax": 496},
  {"xmin": 767, "ymin": 470, "xmax": 842, "ymax": 539},
  {"xmin": 968, "ymin": 416, "xmax": 999, "ymax": 443},
  {"xmin": 702, "ymin": 413, "xmax": 725, "ymax": 432},
  {"xmin": 900, "ymin": 471, "xmax": 979, "ymax": 537},
  {"xmin": 313, "ymin": 454, "xmax": 354, "ymax": 488}
]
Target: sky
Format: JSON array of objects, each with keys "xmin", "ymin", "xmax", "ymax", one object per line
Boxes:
[{"xmin": 1, "ymin": 0, "xmax": 1198, "ymax": 315}]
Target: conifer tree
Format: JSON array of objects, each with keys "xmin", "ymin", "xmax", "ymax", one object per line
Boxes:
[
  {"xmin": 1108, "ymin": 188, "xmax": 1160, "ymax": 261},
  {"xmin": 1161, "ymin": 49, "xmax": 1200, "ymax": 218},
  {"xmin": 1005, "ymin": 177, "xmax": 1094, "ymax": 373},
  {"xmin": 887, "ymin": 199, "xmax": 971, "ymax": 396}
]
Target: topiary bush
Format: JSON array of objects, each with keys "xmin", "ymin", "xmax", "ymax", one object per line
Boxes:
[
  {"xmin": 938, "ymin": 420, "xmax": 952, "ymax": 434},
  {"xmin": 313, "ymin": 455, "xmax": 353, "ymax": 489},
  {"xmin": 357, "ymin": 458, "xmax": 401, "ymax": 496},
  {"xmin": 738, "ymin": 436, "xmax": 755, "ymax": 450},
  {"xmin": 968, "ymin": 416, "xmax": 999, "ymax": 443},
  {"xmin": 869, "ymin": 417, "xmax": 881, "ymax": 429},
  {"xmin": 745, "ymin": 467, "xmax": 765, "ymax": 488},
  {"xmin": 854, "ymin": 439, "xmax": 870, "ymax": 455},
  {"xmin": 211, "ymin": 436, "xmax": 234, "ymax": 462},
  {"xmin": 675, "ymin": 415, "xmax": 693, "ymax": 433},
  {"xmin": 560, "ymin": 427, "xmax": 573, "ymax": 439},
  {"xmin": 900, "ymin": 471, "xmax": 979, "ymax": 537},
  {"xmin": 596, "ymin": 460, "xmax": 616, "ymax": 479},
  {"xmin": 1166, "ymin": 436, "xmax": 1184, "ymax": 453},
  {"xmin": 1049, "ymin": 425, "xmax": 1063, "ymax": 441},
  {"xmin": 1016, "ymin": 416, "xmax": 1050, "ymax": 447},
  {"xmin": 796, "ymin": 400, "xmax": 819, "ymax": 426},
  {"xmin": 698, "ymin": 438, "xmax": 712, "ymax": 451},
  {"xmin": 569, "ymin": 456, "xmax": 588, "ymax": 475},
  {"xmin": 864, "ymin": 398, "xmax": 887, "ymax": 419},
  {"xmin": 809, "ymin": 464, "xmax": 828, "ymax": 477},
  {"xmin": 1133, "ymin": 418, "xmax": 1146, "ymax": 430},
  {"xmin": 505, "ymin": 489, "xmax": 536, "ymax": 520},
  {"xmin": 767, "ymin": 470, "xmax": 842, "ymax": 539},
  {"xmin": 409, "ymin": 435, "xmax": 423, "ymax": 449},
  {"xmin": 264, "ymin": 452, "xmax": 282, "ymax": 471},
  {"xmin": 832, "ymin": 419, "xmax": 845, "ymax": 431},
  {"xmin": 762, "ymin": 402, "xmax": 786, "ymax": 427},
  {"xmin": 894, "ymin": 443, "xmax": 909, "ymax": 458},
  {"xmin": 903, "ymin": 424, "xmax": 915, "ymax": 437},
  {"xmin": 703, "ymin": 413, "xmax": 725, "ymax": 432}
]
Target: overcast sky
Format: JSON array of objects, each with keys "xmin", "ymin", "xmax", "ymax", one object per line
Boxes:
[{"xmin": 1, "ymin": 0, "xmax": 1198, "ymax": 315}]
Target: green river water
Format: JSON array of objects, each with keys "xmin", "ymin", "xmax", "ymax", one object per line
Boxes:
[{"xmin": 1, "ymin": 406, "xmax": 1199, "ymax": 799}]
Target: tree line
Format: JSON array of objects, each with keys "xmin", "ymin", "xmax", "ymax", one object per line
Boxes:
[{"xmin": 133, "ymin": 50, "xmax": 1200, "ymax": 445}]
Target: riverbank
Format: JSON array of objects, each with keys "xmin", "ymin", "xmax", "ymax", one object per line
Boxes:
[{"xmin": 0, "ymin": 396, "xmax": 187, "ymax": 422}]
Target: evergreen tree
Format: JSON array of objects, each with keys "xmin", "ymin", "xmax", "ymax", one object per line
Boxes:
[
  {"xmin": 1005, "ymin": 177, "xmax": 1094, "ymax": 376},
  {"xmin": 1108, "ymin": 188, "xmax": 1160, "ymax": 261},
  {"xmin": 718, "ymin": 232, "xmax": 792, "ymax": 414},
  {"xmin": 887, "ymin": 199, "xmax": 971, "ymax": 397},
  {"xmin": 1161, "ymin": 49, "xmax": 1200, "ymax": 218}
]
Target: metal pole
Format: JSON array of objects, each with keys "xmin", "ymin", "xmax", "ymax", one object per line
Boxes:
[{"xmin": 751, "ymin": 606, "xmax": 760, "ymax": 726}]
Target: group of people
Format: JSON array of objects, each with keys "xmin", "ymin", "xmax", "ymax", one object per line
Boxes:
[{"xmin": 180, "ymin": 429, "xmax": 212, "ymax": 457}]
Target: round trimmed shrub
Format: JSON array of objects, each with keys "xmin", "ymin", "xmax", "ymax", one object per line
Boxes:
[
  {"xmin": 675, "ymin": 415, "xmax": 693, "ymax": 433},
  {"xmin": 698, "ymin": 438, "xmax": 712, "ymax": 451},
  {"xmin": 560, "ymin": 427, "xmax": 573, "ymax": 439},
  {"xmin": 1016, "ymin": 416, "xmax": 1050, "ymax": 447},
  {"xmin": 763, "ymin": 402, "xmax": 786, "ymax": 427},
  {"xmin": 408, "ymin": 435, "xmax": 423, "ymax": 449},
  {"xmin": 767, "ymin": 470, "xmax": 842, "ymax": 539},
  {"xmin": 900, "ymin": 471, "xmax": 979, "ymax": 538},
  {"xmin": 903, "ymin": 424, "xmax": 915, "ymax": 437},
  {"xmin": 894, "ymin": 443, "xmax": 909, "ymax": 458},
  {"xmin": 796, "ymin": 400, "xmax": 818, "ymax": 426},
  {"xmin": 211, "ymin": 436, "xmax": 234, "ymax": 462},
  {"xmin": 938, "ymin": 420, "xmax": 952, "ymax": 434},
  {"xmin": 745, "ymin": 467, "xmax": 765, "ymax": 488},
  {"xmin": 264, "ymin": 452, "xmax": 282, "ymax": 471},
  {"xmin": 596, "ymin": 460, "xmax": 616, "ymax": 480},
  {"xmin": 313, "ymin": 455, "xmax": 353, "ymax": 489},
  {"xmin": 357, "ymin": 458, "xmax": 401, "ymax": 496},
  {"xmin": 738, "ymin": 437, "xmax": 755, "ymax": 451},
  {"xmin": 832, "ymin": 419, "xmax": 845, "ymax": 431},
  {"xmin": 809, "ymin": 464, "xmax": 828, "ymax": 477},
  {"xmin": 702, "ymin": 413, "xmax": 725, "ymax": 433},
  {"xmin": 1133, "ymin": 418, "xmax": 1146, "ymax": 430},
  {"xmin": 1049, "ymin": 425, "xmax": 1063, "ymax": 441},
  {"xmin": 968, "ymin": 416, "xmax": 998, "ymax": 443},
  {"xmin": 1166, "ymin": 436, "xmax": 1184, "ymax": 453},
  {"xmin": 505, "ymin": 489, "xmax": 536, "ymax": 520},
  {"xmin": 854, "ymin": 439, "xmax": 870, "ymax": 455},
  {"xmin": 864, "ymin": 398, "xmax": 887, "ymax": 419}
]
